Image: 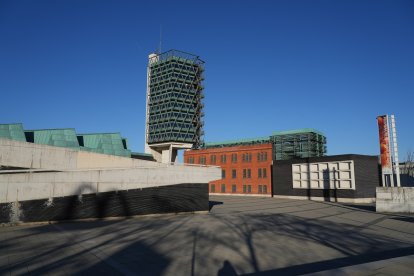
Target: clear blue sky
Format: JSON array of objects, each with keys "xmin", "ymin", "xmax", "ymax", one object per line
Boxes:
[{"xmin": 1, "ymin": 0, "xmax": 413, "ymax": 159}]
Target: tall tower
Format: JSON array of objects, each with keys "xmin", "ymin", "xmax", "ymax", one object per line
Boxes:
[{"xmin": 145, "ymin": 50, "xmax": 205, "ymax": 163}]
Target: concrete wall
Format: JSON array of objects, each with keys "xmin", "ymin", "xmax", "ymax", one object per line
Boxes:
[
  {"xmin": 0, "ymin": 138, "xmax": 160, "ymax": 170},
  {"xmin": 0, "ymin": 165, "xmax": 221, "ymax": 204},
  {"xmin": 376, "ymin": 187, "xmax": 414, "ymax": 213},
  {"xmin": 0, "ymin": 138, "xmax": 221, "ymax": 223}
]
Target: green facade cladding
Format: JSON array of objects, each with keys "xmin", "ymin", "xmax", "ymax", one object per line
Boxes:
[
  {"xmin": 147, "ymin": 50, "xmax": 205, "ymax": 148},
  {"xmin": 0, "ymin": 123, "xmax": 26, "ymax": 142},
  {"xmin": 25, "ymin": 129, "xmax": 80, "ymax": 149},
  {"xmin": 0, "ymin": 123, "xmax": 132, "ymax": 158},
  {"xmin": 78, "ymin": 133, "xmax": 131, "ymax": 157}
]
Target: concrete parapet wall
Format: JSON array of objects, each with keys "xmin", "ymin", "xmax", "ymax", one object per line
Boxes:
[
  {"xmin": 0, "ymin": 138, "xmax": 160, "ymax": 170},
  {"xmin": 0, "ymin": 138, "xmax": 221, "ymax": 223},
  {"xmin": 376, "ymin": 187, "xmax": 414, "ymax": 213},
  {"xmin": 0, "ymin": 165, "xmax": 221, "ymax": 203}
]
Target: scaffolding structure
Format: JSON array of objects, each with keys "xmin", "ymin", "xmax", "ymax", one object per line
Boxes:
[
  {"xmin": 146, "ymin": 50, "xmax": 205, "ymax": 149},
  {"xmin": 270, "ymin": 129, "xmax": 327, "ymax": 160}
]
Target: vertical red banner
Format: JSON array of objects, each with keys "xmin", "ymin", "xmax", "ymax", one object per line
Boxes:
[{"xmin": 377, "ymin": 115, "xmax": 392, "ymax": 174}]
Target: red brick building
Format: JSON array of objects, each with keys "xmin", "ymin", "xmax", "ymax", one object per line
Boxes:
[{"xmin": 184, "ymin": 143, "xmax": 272, "ymax": 196}]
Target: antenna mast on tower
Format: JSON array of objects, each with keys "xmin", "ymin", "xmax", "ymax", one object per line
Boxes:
[{"xmin": 158, "ymin": 25, "xmax": 162, "ymax": 54}]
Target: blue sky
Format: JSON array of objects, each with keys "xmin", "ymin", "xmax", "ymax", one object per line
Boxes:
[{"xmin": 1, "ymin": 0, "xmax": 413, "ymax": 159}]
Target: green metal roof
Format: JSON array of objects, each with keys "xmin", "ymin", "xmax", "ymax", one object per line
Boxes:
[
  {"xmin": 0, "ymin": 123, "xmax": 26, "ymax": 142},
  {"xmin": 271, "ymin": 128, "xmax": 325, "ymax": 137},
  {"xmin": 25, "ymin": 128, "xmax": 80, "ymax": 149},
  {"xmin": 78, "ymin": 133, "xmax": 131, "ymax": 157},
  {"xmin": 1, "ymin": 123, "xmax": 133, "ymax": 158}
]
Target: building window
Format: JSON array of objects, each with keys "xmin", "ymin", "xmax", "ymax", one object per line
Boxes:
[
  {"xmin": 258, "ymin": 185, "xmax": 262, "ymax": 193},
  {"xmin": 199, "ymin": 156, "xmax": 206, "ymax": 165},
  {"xmin": 221, "ymin": 184, "xmax": 226, "ymax": 193},
  {"xmin": 242, "ymin": 153, "xmax": 252, "ymax": 162},
  {"xmin": 258, "ymin": 168, "xmax": 262, "ymax": 178},
  {"xmin": 221, "ymin": 155, "xmax": 227, "ymax": 164},
  {"xmin": 243, "ymin": 185, "xmax": 247, "ymax": 193},
  {"xmin": 232, "ymin": 184, "xmax": 236, "ymax": 193},
  {"xmin": 211, "ymin": 184, "xmax": 215, "ymax": 193},
  {"xmin": 263, "ymin": 168, "xmax": 267, "ymax": 178},
  {"xmin": 247, "ymin": 169, "xmax": 251, "ymax": 178},
  {"xmin": 222, "ymin": 169, "xmax": 226, "ymax": 179},
  {"xmin": 243, "ymin": 169, "xmax": 246, "ymax": 178},
  {"xmin": 247, "ymin": 185, "xmax": 252, "ymax": 193},
  {"xmin": 257, "ymin": 152, "xmax": 268, "ymax": 162},
  {"xmin": 210, "ymin": 155, "xmax": 216, "ymax": 165},
  {"xmin": 231, "ymin": 154, "xmax": 237, "ymax": 163},
  {"xmin": 232, "ymin": 169, "xmax": 237, "ymax": 179},
  {"xmin": 188, "ymin": 157, "xmax": 194, "ymax": 164},
  {"xmin": 263, "ymin": 185, "xmax": 268, "ymax": 193}
]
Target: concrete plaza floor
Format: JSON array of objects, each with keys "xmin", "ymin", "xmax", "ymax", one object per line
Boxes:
[{"xmin": 1, "ymin": 195, "xmax": 414, "ymax": 275}]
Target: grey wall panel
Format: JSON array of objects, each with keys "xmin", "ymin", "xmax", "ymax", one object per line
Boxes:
[{"xmin": 353, "ymin": 156, "xmax": 381, "ymax": 198}]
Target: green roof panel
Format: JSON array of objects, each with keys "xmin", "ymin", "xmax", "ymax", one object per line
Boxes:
[{"xmin": 0, "ymin": 123, "xmax": 26, "ymax": 142}]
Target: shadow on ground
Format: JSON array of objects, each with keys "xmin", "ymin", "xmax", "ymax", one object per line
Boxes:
[{"xmin": 1, "ymin": 198, "xmax": 414, "ymax": 275}]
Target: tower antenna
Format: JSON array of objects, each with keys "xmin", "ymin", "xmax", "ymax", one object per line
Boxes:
[{"xmin": 158, "ymin": 24, "xmax": 162, "ymax": 54}]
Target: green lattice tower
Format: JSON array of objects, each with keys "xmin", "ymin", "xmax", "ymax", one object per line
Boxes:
[{"xmin": 145, "ymin": 50, "xmax": 205, "ymax": 162}]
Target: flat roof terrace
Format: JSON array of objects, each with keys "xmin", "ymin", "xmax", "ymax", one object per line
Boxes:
[{"xmin": 1, "ymin": 196, "xmax": 413, "ymax": 275}]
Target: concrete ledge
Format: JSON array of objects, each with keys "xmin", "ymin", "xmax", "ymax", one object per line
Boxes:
[
  {"xmin": 209, "ymin": 193, "xmax": 272, "ymax": 197},
  {"xmin": 272, "ymin": 195, "xmax": 375, "ymax": 204},
  {"xmin": 376, "ymin": 187, "xmax": 414, "ymax": 213}
]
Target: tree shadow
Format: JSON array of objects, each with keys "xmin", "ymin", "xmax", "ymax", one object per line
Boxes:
[
  {"xmin": 0, "ymin": 217, "xmax": 174, "ymax": 275},
  {"xmin": 2, "ymin": 198, "xmax": 414, "ymax": 275}
]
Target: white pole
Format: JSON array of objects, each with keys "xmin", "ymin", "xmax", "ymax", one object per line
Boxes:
[
  {"xmin": 391, "ymin": 115, "xmax": 401, "ymax": 187},
  {"xmin": 387, "ymin": 115, "xmax": 395, "ymax": 187}
]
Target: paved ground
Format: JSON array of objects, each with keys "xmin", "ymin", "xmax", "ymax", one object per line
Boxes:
[{"xmin": 1, "ymin": 196, "xmax": 414, "ymax": 275}]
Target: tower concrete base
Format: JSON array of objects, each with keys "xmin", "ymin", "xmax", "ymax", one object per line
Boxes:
[{"xmin": 146, "ymin": 142, "xmax": 193, "ymax": 164}]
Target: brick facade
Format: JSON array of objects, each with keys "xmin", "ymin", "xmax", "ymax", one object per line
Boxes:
[{"xmin": 184, "ymin": 144, "xmax": 272, "ymax": 196}]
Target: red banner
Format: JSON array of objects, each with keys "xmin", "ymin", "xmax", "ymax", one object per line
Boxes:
[{"xmin": 377, "ymin": 115, "xmax": 392, "ymax": 174}]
